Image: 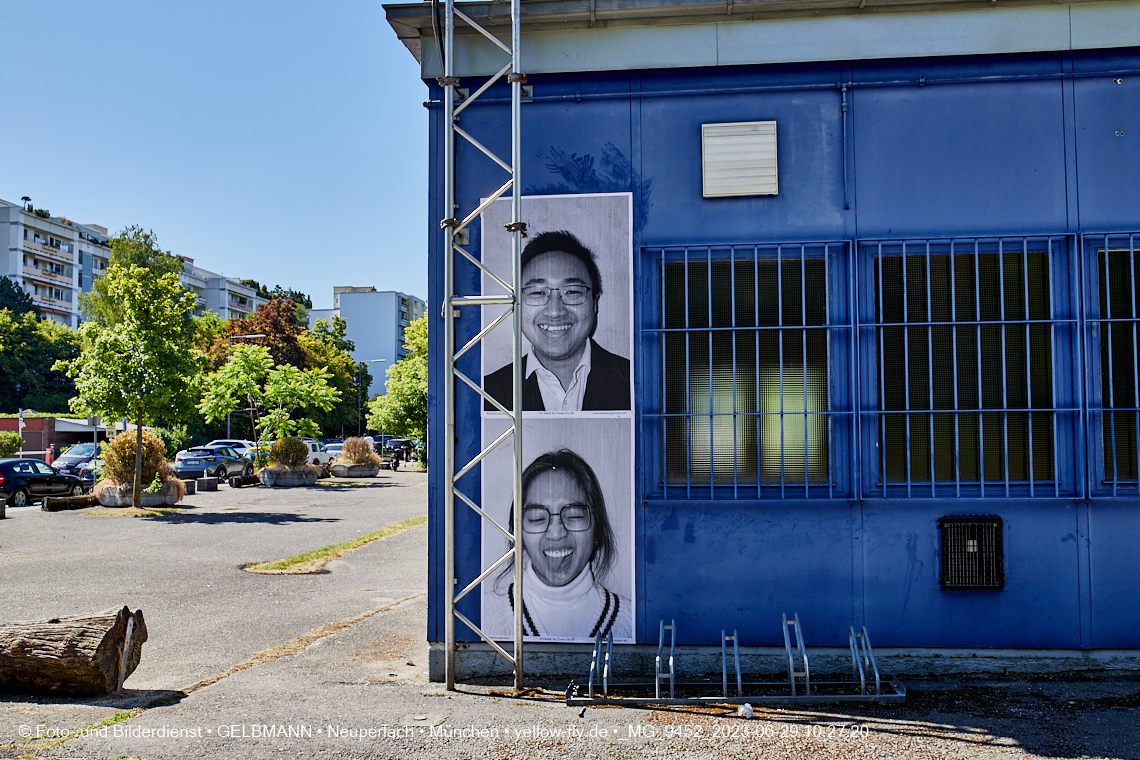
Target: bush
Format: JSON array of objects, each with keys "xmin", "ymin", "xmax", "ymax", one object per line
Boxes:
[
  {"xmin": 103, "ymin": 430, "xmax": 169, "ymax": 486},
  {"xmin": 0, "ymin": 431, "xmax": 22, "ymax": 457},
  {"xmin": 151, "ymin": 425, "xmax": 192, "ymax": 459},
  {"xmin": 341, "ymin": 437, "xmax": 381, "ymax": 466},
  {"xmin": 269, "ymin": 437, "xmax": 309, "ymax": 468}
]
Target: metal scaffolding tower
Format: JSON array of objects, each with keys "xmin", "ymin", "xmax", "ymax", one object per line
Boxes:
[{"xmin": 439, "ymin": 0, "xmax": 526, "ymax": 690}]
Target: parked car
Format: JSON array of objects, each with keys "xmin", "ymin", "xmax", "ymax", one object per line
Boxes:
[
  {"xmin": 53, "ymin": 442, "xmax": 100, "ymax": 476},
  {"xmin": 325, "ymin": 442, "xmax": 344, "ymax": 459},
  {"xmin": 172, "ymin": 446, "xmax": 253, "ymax": 480},
  {"xmin": 301, "ymin": 438, "xmax": 334, "ymax": 466},
  {"xmin": 204, "ymin": 439, "xmax": 257, "ymax": 457},
  {"xmin": 1, "ymin": 458, "xmax": 87, "ymax": 509}
]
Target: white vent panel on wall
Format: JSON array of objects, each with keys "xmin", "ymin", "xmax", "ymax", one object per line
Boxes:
[{"xmin": 701, "ymin": 121, "xmax": 778, "ymax": 198}]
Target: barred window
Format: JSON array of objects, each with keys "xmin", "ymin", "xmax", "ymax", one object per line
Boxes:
[
  {"xmin": 866, "ymin": 237, "xmax": 1066, "ymax": 497},
  {"xmin": 1093, "ymin": 233, "xmax": 1140, "ymax": 491},
  {"xmin": 654, "ymin": 243, "xmax": 848, "ymax": 496}
]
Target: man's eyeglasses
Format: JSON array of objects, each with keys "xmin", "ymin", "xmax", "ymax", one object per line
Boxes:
[
  {"xmin": 521, "ymin": 504, "xmax": 593, "ymax": 532},
  {"xmin": 521, "ymin": 286, "xmax": 591, "ymax": 306}
]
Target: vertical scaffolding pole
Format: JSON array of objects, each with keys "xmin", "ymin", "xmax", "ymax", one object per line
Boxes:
[
  {"xmin": 441, "ymin": 0, "xmax": 525, "ymax": 691},
  {"xmin": 509, "ymin": 0, "xmax": 526, "ymax": 692}
]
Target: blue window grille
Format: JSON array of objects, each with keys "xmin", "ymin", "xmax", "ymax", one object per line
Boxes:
[
  {"xmin": 644, "ymin": 234, "xmax": 1101, "ymax": 500},
  {"xmin": 646, "ymin": 241, "xmax": 854, "ymax": 500},
  {"xmin": 1086, "ymin": 232, "xmax": 1140, "ymax": 496},
  {"xmin": 858, "ymin": 235, "xmax": 1080, "ymax": 498}
]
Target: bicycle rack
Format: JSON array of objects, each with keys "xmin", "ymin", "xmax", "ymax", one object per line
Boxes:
[
  {"xmin": 587, "ymin": 630, "xmax": 615, "ymax": 697},
  {"xmin": 849, "ymin": 626, "xmax": 882, "ymax": 696},
  {"xmin": 567, "ymin": 615, "xmax": 906, "ymax": 707},
  {"xmin": 782, "ymin": 612, "xmax": 810, "ymax": 696},
  {"xmin": 655, "ymin": 619, "xmax": 676, "ymax": 699},
  {"xmin": 722, "ymin": 629, "xmax": 742, "ymax": 698}
]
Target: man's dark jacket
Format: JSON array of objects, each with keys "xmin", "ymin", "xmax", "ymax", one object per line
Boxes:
[{"xmin": 483, "ymin": 340, "xmax": 630, "ymax": 411}]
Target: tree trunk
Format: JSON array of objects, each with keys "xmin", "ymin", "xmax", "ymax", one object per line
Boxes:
[
  {"xmin": 133, "ymin": 407, "xmax": 143, "ymax": 509},
  {"xmin": 0, "ymin": 607, "xmax": 147, "ymax": 695}
]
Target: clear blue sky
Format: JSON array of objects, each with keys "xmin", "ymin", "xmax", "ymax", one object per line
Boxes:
[{"xmin": 0, "ymin": 0, "xmax": 428, "ymax": 310}]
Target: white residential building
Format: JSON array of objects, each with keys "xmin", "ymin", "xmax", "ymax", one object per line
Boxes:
[
  {"xmin": 1, "ymin": 198, "xmax": 265, "ymax": 324},
  {"xmin": 310, "ymin": 287, "xmax": 426, "ymax": 396},
  {"xmin": 177, "ymin": 257, "xmax": 265, "ymax": 319},
  {"xmin": 1, "ymin": 198, "xmax": 111, "ymax": 328}
]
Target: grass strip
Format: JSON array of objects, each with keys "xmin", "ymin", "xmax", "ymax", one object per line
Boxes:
[{"xmin": 243, "ymin": 515, "xmax": 427, "ymax": 574}]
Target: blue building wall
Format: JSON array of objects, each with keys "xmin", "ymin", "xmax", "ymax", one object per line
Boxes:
[{"xmin": 426, "ymin": 48, "xmax": 1140, "ymax": 649}]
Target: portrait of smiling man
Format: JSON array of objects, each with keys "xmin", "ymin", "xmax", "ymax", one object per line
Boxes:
[{"xmin": 484, "ymin": 230, "xmax": 631, "ymax": 412}]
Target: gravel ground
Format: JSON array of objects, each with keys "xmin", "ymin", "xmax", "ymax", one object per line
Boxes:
[{"xmin": 3, "ymin": 476, "xmax": 1139, "ymax": 759}]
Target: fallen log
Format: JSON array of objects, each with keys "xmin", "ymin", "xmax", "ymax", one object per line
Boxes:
[
  {"xmin": 0, "ymin": 607, "xmax": 147, "ymax": 695},
  {"xmin": 41, "ymin": 493, "xmax": 98, "ymax": 512}
]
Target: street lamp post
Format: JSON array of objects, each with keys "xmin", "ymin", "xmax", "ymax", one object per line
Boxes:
[
  {"xmin": 358, "ymin": 359, "xmax": 386, "ymax": 437},
  {"xmin": 227, "ymin": 333, "xmax": 267, "ymax": 437}
]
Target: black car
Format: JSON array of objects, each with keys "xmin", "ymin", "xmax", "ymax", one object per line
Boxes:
[
  {"xmin": 1, "ymin": 458, "xmax": 87, "ymax": 512},
  {"xmin": 53, "ymin": 442, "xmax": 100, "ymax": 476},
  {"xmin": 172, "ymin": 446, "xmax": 253, "ymax": 480}
]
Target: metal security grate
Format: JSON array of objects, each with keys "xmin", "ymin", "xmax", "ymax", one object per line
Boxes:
[
  {"xmin": 649, "ymin": 241, "xmax": 853, "ymax": 499},
  {"xmin": 863, "ymin": 236, "xmax": 1074, "ymax": 498},
  {"xmin": 938, "ymin": 516, "xmax": 1004, "ymax": 589},
  {"xmin": 1091, "ymin": 233, "xmax": 1140, "ymax": 495}
]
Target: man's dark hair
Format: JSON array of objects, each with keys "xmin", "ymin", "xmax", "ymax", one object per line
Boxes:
[{"xmin": 521, "ymin": 231, "xmax": 603, "ymax": 299}]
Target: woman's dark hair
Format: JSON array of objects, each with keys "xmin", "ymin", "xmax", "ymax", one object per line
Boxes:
[
  {"xmin": 508, "ymin": 448, "xmax": 617, "ymax": 580},
  {"xmin": 521, "ymin": 231, "xmax": 603, "ymax": 299}
]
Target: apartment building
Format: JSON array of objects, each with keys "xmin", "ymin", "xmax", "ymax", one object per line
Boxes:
[
  {"xmin": 309, "ymin": 287, "xmax": 425, "ymax": 395},
  {"xmin": 177, "ymin": 257, "xmax": 266, "ymax": 319},
  {"xmin": 0, "ymin": 198, "xmax": 110, "ymax": 327},
  {"xmin": 2, "ymin": 198, "xmax": 265, "ymax": 324}
]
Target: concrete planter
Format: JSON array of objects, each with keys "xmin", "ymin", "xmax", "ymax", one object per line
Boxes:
[
  {"xmin": 330, "ymin": 463, "xmax": 380, "ymax": 478},
  {"xmin": 96, "ymin": 482, "xmax": 181, "ymax": 507},
  {"xmin": 258, "ymin": 468, "xmax": 318, "ymax": 487}
]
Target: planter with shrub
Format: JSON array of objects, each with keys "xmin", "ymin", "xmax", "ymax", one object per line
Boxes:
[
  {"xmin": 94, "ymin": 431, "xmax": 185, "ymax": 507},
  {"xmin": 258, "ymin": 437, "xmax": 321, "ymax": 487},
  {"xmin": 330, "ymin": 436, "xmax": 382, "ymax": 478}
]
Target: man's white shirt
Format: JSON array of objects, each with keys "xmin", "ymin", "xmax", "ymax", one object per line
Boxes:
[{"xmin": 526, "ymin": 340, "xmax": 592, "ymax": 412}]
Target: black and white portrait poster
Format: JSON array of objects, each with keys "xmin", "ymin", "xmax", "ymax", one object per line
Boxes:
[
  {"xmin": 479, "ymin": 193, "xmax": 636, "ymax": 643},
  {"xmin": 480, "ymin": 417, "xmax": 635, "ymax": 643},
  {"xmin": 480, "ymin": 193, "xmax": 633, "ymax": 415}
]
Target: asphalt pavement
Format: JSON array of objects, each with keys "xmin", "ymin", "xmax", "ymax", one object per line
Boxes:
[{"xmin": 3, "ymin": 475, "xmax": 1140, "ymax": 760}]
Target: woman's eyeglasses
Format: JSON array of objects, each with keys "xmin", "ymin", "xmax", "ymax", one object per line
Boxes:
[
  {"xmin": 521, "ymin": 504, "xmax": 593, "ymax": 532},
  {"xmin": 521, "ymin": 286, "xmax": 591, "ymax": 306}
]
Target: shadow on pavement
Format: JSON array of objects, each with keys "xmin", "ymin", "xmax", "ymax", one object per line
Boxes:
[{"xmin": 161, "ymin": 511, "xmax": 340, "ymax": 525}]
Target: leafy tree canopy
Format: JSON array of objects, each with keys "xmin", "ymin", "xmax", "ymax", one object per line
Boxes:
[
  {"xmin": 217, "ymin": 297, "xmax": 307, "ymax": 369},
  {"xmin": 311, "ymin": 315, "xmax": 355, "ymax": 353},
  {"xmin": 299, "ymin": 330, "xmax": 367, "ymax": 437},
  {"xmin": 0, "ymin": 276, "xmax": 40, "ymax": 317},
  {"xmin": 0, "ymin": 309, "xmax": 79, "ymax": 413},
  {"xmin": 79, "ymin": 226, "xmax": 184, "ymax": 325},
  {"xmin": 57, "ymin": 263, "xmax": 202, "ymax": 505},
  {"xmin": 367, "ymin": 315, "xmax": 427, "ymax": 442},
  {"xmin": 198, "ymin": 343, "xmax": 341, "ymax": 445}
]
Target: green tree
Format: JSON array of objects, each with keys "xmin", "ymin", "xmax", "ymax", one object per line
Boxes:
[
  {"xmin": 57, "ymin": 264, "xmax": 202, "ymax": 507},
  {"xmin": 0, "ymin": 431, "xmax": 23, "ymax": 457},
  {"xmin": 79, "ymin": 226, "xmax": 184, "ymax": 325},
  {"xmin": 311, "ymin": 315, "xmax": 355, "ymax": 353},
  {"xmin": 198, "ymin": 344, "xmax": 341, "ymax": 448},
  {"xmin": 300, "ymin": 330, "xmax": 366, "ymax": 437},
  {"xmin": 0, "ymin": 276, "xmax": 40, "ymax": 317},
  {"xmin": 0, "ymin": 309, "xmax": 80, "ymax": 412},
  {"xmin": 367, "ymin": 315, "xmax": 427, "ymax": 442}
]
